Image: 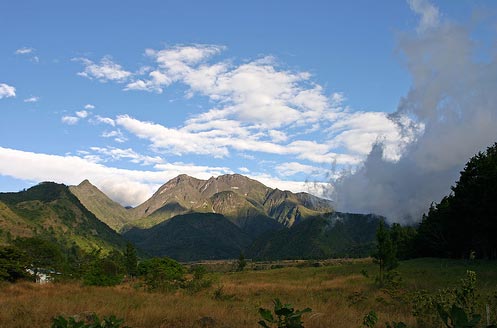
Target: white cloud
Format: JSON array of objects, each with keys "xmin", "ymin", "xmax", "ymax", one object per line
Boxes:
[
  {"xmin": 239, "ymin": 167, "xmax": 250, "ymax": 173},
  {"xmin": 268, "ymin": 130, "xmax": 288, "ymax": 143},
  {"xmin": 328, "ymin": 111, "xmax": 418, "ymax": 160},
  {"xmin": 247, "ymin": 173, "xmax": 329, "ymax": 198},
  {"xmin": 117, "ymin": 114, "xmax": 362, "ymax": 165},
  {"xmin": 0, "ymin": 147, "xmax": 237, "ymax": 206},
  {"xmin": 77, "ymin": 44, "xmax": 408, "ymax": 171},
  {"xmin": 61, "ymin": 116, "xmax": 79, "ymax": 125},
  {"xmin": 89, "ymin": 146, "xmax": 163, "ymax": 166},
  {"xmin": 408, "ymin": 0, "xmax": 439, "ymax": 33},
  {"xmin": 276, "ymin": 162, "xmax": 321, "ymax": 177},
  {"xmin": 91, "ymin": 115, "xmax": 115, "ymax": 126},
  {"xmin": 75, "ymin": 56, "xmax": 132, "ymax": 82},
  {"xmin": 84, "ymin": 104, "xmax": 95, "ymax": 109},
  {"xmin": 15, "ymin": 47, "xmax": 34, "ymax": 55},
  {"xmin": 0, "ymin": 83, "xmax": 16, "ymax": 99},
  {"xmin": 76, "ymin": 110, "xmax": 89, "ymax": 118},
  {"xmin": 101, "ymin": 129, "xmax": 127, "ymax": 142},
  {"xmin": 125, "ymin": 45, "xmax": 338, "ymax": 130},
  {"xmin": 24, "ymin": 96, "xmax": 39, "ymax": 103}
]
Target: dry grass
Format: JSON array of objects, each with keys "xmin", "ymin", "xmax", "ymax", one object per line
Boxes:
[
  {"xmin": 0, "ymin": 259, "xmax": 418, "ymax": 328},
  {"xmin": 2, "ymin": 258, "xmax": 496, "ymax": 328}
]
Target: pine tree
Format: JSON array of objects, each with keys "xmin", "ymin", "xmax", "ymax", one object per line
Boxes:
[
  {"xmin": 373, "ymin": 221, "xmax": 397, "ymax": 285},
  {"xmin": 123, "ymin": 242, "xmax": 138, "ymax": 277},
  {"xmin": 237, "ymin": 252, "xmax": 247, "ymax": 271}
]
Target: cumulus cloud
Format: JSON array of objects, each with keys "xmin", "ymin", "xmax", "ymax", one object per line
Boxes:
[
  {"xmin": 75, "ymin": 56, "xmax": 132, "ymax": 82},
  {"xmin": 73, "ymin": 44, "xmax": 409, "ymax": 170},
  {"xmin": 0, "ymin": 83, "xmax": 16, "ymax": 99},
  {"xmin": 334, "ymin": 1, "xmax": 497, "ymax": 222},
  {"xmin": 125, "ymin": 44, "xmax": 223, "ymax": 93},
  {"xmin": 109, "ymin": 44, "xmax": 406, "ymax": 167},
  {"xmin": 84, "ymin": 104, "xmax": 95, "ymax": 109}
]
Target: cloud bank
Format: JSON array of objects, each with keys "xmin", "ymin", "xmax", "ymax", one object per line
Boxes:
[{"xmin": 334, "ymin": 1, "xmax": 497, "ymax": 222}]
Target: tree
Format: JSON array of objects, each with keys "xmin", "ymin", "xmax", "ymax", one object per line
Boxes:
[
  {"xmin": 373, "ymin": 221, "xmax": 397, "ymax": 285},
  {"xmin": 138, "ymin": 257, "xmax": 185, "ymax": 291},
  {"xmin": 12, "ymin": 237, "xmax": 64, "ymax": 273},
  {"xmin": 123, "ymin": 242, "xmax": 138, "ymax": 277},
  {"xmin": 83, "ymin": 249, "xmax": 124, "ymax": 286},
  {"xmin": 417, "ymin": 142, "xmax": 497, "ymax": 258},
  {"xmin": 236, "ymin": 252, "xmax": 247, "ymax": 271},
  {"xmin": 390, "ymin": 223, "xmax": 417, "ymax": 260},
  {"xmin": 0, "ymin": 246, "xmax": 29, "ymax": 282}
]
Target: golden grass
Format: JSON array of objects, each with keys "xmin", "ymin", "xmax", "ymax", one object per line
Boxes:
[{"xmin": 0, "ymin": 259, "xmax": 421, "ymax": 328}]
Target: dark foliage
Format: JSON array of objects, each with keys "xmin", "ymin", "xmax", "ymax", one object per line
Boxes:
[
  {"xmin": 0, "ymin": 245, "xmax": 29, "ymax": 282},
  {"xmin": 138, "ymin": 257, "xmax": 185, "ymax": 291},
  {"xmin": 416, "ymin": 142, "xmax": 497, "ymax": 259},
  {"xmin": 248, "ymin": 212, "xmax": 381, "ymax": 260},
  {"xmin": 124, "ymin": 213, "xmax": 252, "ymax": 261}
]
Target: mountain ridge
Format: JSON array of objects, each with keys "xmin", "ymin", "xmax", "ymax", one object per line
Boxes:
[
  {"xmin": 69, "ymin": 174, "xmax": 334, "ymax": 237},
  {"xmin": 0, "ymin": 182, "xmax": 127, "ymax": 251}
]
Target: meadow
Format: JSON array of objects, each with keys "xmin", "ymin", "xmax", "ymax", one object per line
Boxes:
[{"xmin": 1, "ymin": 258, "xmax": 497, "ymax": 328}]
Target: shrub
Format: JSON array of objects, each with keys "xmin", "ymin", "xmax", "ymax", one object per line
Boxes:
[
  {"xmin": 362, "ymin": 310, "xmax": 378, "ymax": 328},
  {"xmin": 258, "ymin": 298, "xmax": 311, "ymax": 328},
  {"xmin": 138, "ymin": 257, "xmax": 185, "ymax": 291},
  {"xmin": 51, "ymin": 313, "xmax": 129, "ymax": 328},
  {"xmin": 83, "ymin": 251, "xmax": 124, "ymax": 286},
  {"xmin": 0, "ymin": 246, "xmax": 29, "ymax": 282}
]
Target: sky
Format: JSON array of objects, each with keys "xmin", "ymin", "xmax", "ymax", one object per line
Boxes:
[{"xmin": 1, "ymin": 1, "xmax": 496, "ymax": 217}]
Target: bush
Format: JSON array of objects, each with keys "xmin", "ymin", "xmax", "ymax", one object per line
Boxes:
[
  {"xmin": 258, "ymin": 298, "xmax": 311, "ymax": 328},
  {"xmin": 82, "ymin": 249, "xmax": 124, "ymax": 287},
  {"xmin": 0, "ymin": 246, "xmax": 29, "ymax": 282},
  {"xmin": 51, "ymin": 313, "xmax": 129, "ymax": 328},
  {"xmin": 138, "ymin": 257, "xmax": 185, "ymax": 291}
]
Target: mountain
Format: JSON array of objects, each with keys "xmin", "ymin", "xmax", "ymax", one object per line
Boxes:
[
  {"xmin": 124, "ymin": 213, "xmax": 252, "ymax": 261},
  {"xmin": 128, "ymin": 174, "xmax": 334, "ymax": 237},
  {"xmin": 69, "ymin": 180, "xmax": 133, "ymax": 232},
  {"xmin": 0, "ymin": 182, "xmax": 127, "ymax": 251},
  {"xmin": 247, "ymin": 212, "xmax": 382, "ymax": 260}
]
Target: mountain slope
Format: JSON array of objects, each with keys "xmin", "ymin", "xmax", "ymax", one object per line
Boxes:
[
  {"xmin": 129, "ymin": 174, "xmax": 334, "ymax": 237},
  {"xmin": 69, "ymin": 180, "xmax": 132, "ymax": 232},
  {"xmin": 248, "ymin": 212, "xmax": 382, "ymax": 260},
  {"xmin": 124, "ymin": 212, "xmax": 252, "ymax": 261},
  {"xmin": 0, "ymin": 182, "xmax": 127, "ymax": 251}
]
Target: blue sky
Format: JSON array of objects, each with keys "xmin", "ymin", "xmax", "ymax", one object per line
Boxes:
[{"xmin": 1, "ymin": 0, "xmax": 495, "ymax": 207}]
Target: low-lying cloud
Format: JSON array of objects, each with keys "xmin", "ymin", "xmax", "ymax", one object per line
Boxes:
[{"xmin": 334, "ymin": 2, "xmax": 497, "ymax": 223}]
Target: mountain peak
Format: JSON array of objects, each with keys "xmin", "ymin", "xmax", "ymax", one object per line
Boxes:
[{"xmin": 78, "ymin": 179, "xmax": 93, "ymax": 187}]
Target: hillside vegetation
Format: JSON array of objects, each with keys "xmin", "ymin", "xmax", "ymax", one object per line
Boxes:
[{"xmin": 0, "ymin": 182, "xmax": 126, "ymax": 252}]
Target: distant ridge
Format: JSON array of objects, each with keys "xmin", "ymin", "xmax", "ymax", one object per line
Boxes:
[
  {"xmin": 0, "ymin": 182, "xmax": 127, "ymax": 251},
  {"xmin": 69, "ymin": 179, "xmax": 133, "ymax": 232}
]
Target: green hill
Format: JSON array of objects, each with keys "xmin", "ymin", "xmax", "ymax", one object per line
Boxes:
[
  {"xmin": 0, "ymin": 182, "xmax": 127, "ymax": 252},
  {"xmin": 248, "ymin": 212, "xmax": 382, "ymax": 260},
  {"xmin": 124, "ymin": 212, "xmax": 252, "ymax": 261}
]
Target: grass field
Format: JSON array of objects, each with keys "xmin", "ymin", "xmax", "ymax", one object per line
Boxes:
[{"xmin": 1, "ymin": 258, "xmax": 497, "ymax": 328}]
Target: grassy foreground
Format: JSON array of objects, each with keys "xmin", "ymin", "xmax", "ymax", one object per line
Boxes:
[{"xmin": 1, "ymin": 258, "xmax": 497, "ymax": 328}]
